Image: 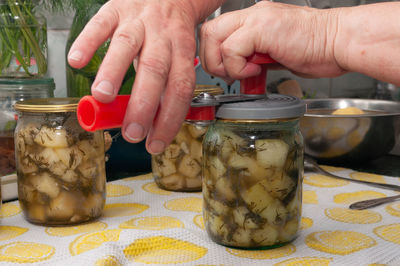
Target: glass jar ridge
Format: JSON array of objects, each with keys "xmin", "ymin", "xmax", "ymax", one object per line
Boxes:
[{"xmin": 202, "ymin": 118, "xmax": 304, "ymax": 248}]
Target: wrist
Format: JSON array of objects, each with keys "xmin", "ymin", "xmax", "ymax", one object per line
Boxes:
[
  {"xmin": 175, "ymin": 0, "xmax": 226, "ymax": 24},
  {"xmin": 330, "ymin": 7, "xmax": 352, "ymax": 72},
  {"xmin": 318, "ymin": 7, "xmax": 348, "ymax": 73}
]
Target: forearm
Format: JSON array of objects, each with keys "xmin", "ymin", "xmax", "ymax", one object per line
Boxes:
[{"xmin": 334, "ymin": 2, "xmax": 400, "ymax": 85}]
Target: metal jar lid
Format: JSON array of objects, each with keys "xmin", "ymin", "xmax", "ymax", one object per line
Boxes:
[
  {"xmin": 14, "ymin": 98, "xmax": 80, "ymax": 113},
  {"xmin": 216, "ymin": 94, "xmax": 306, "ymax": 120},
  {"xmin": 194, "ymin": 84, "xmax": 224, "ymax": 97}
]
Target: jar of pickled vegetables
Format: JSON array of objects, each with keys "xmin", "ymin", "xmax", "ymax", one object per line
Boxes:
[
  {"xmin": 152, "ymin": 85, "xmax": 223, "ymax": 192},
  {"xmin": 14, "ymin": 98, "xmax": 106, "ymax": 225},
  {"xmin": 202, "ymin": 94, "xmax": 306, "ymax": 248}
]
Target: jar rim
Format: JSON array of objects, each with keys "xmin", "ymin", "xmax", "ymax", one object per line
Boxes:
[
  {"xmin": 217, "ymin": 117, "xmax": 300, "ymax": 123},
  {"xmin": 194, "ymin": 84, "xmax": 223, "ymax": 97},
  {"xmin": 0, "ymin": 78, "xmax": 54, "ymax": 86},
  {"xmin": 14, "ymin": 97, "xmax": 79, "ymax": 113}
]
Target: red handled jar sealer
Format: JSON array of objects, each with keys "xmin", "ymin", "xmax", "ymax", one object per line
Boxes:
[{"xmin": 77, "ymin": 53, "xmax": 278, "ymax": 131}]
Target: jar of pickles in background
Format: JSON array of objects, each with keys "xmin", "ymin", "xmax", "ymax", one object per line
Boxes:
[
  {"xmin": 14, "ymin": 98, "xmax": 106, "ymax": 225},
  {"xmin": 202, "ymin": 94, "xmax": 306, "ymax": 248},
  {"xmin": 152, "ymin": 85, "xmax": 223, "ymax": 192},
  {"xmin": 0, "ymin": 78, "xmax": 55, "ymax": 177}
]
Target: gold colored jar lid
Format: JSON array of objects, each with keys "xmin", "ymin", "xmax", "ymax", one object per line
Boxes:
[
  {"xmin": 14, "ymin": 97, "xmax": 80, "ymax": 113},
  {"xmin": 194, "ymin": 84, "xmax": 224, "ymax": 97}
]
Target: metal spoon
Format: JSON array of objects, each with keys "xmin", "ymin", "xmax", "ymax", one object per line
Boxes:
[
  {"xmin": 349, "ymin": 194, "xmax": 400, "ymax": 210},
  {"xmin": 304, "ymin": 155, "xmax": 400, "ymax": 192}
]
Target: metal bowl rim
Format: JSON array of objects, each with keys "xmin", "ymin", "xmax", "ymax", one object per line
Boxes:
[{"xmin": 303, "ymin": 98, "xmax": 400, "ymax": 117}]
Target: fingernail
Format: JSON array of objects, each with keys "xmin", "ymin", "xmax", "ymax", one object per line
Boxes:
[
  {"xmin": 94, "ymin": 80, "xmax": 114, "ymax": 96},
  {"xmin": 149, "ymin": 140, "xmax": 165, "ymax": 154},
  {"xmin": 68, "ymin": 50, "xmax": 83, "ymax": 62},
  {"xmin": 125, "ymin": 123, "xmax": 144, "ymax": 142}
]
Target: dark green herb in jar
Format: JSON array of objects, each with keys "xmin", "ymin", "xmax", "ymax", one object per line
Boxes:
[{"xmin": 14, "ymin": 98, "xmax": 106, "ymax": 225}]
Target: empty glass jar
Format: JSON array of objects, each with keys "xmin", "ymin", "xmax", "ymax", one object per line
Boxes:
[
  {"xmin": 14, "ymin": 98, "xmax": 106, "ymax": 225},
  {"xmin": 202, "ymin": 94, "xmax": 306, "ymax": 248}
]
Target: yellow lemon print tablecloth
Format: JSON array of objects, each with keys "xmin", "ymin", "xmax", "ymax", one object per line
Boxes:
[{"xmin": 1, "ymin": 168, "xmax": 400, "ymax": 265}]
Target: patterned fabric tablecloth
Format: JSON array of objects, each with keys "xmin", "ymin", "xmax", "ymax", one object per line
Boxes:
[{"xmin": 0, "ymin": 167, "xmax": 399, "ymax": 265}]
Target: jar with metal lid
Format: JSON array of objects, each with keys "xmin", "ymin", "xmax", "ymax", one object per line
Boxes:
[
  {"xmin": 0, "ymin": 78, "xmax": 55, "ymax": 177},
  {"xmin": 152, "ymin": 85, "xmax": 223, "ymax": 192},
  {"xmin": 14, "ymin": 98, "xmax": 106, "ymax": 225},
  {"xmin": 202, "ymin": 94, "xmax": 306, "ymax": 248}
]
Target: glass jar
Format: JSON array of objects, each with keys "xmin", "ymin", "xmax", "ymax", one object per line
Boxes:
[
  {"xmin": 202, "ymin": 94, "xmax": 306, "ymax": 248},
  {"xmin": 0, "ymin": 0, "xmax": 47, "ymax": 77},
  {"xmin": 0, "ymin": 78, "xmax": 54, "ymax": 177},
  {"xmin": 66, "ymin": 1, "xmax": 134, "ymax": 97},
  {"xmin": 14, "ymin": 98, "xmax": 106, "ymax": 225},
  {"xmin": 152, "ymin": 86, "xmax": 223, "ymax": 192}
]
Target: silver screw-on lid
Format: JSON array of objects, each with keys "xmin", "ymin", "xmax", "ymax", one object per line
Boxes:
[{"xmin": 216, "ymin": 94, "xmax": 306, "ymax": 120}]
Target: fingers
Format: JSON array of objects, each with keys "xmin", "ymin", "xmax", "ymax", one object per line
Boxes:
[
  {"xmin": 199, "ymin": 11, "xmax": 245, "ymax": 78},
  {"xmin": 220, "ymin": 28, "xmax": 263, "ymax": 80},
  {"xmin": 199, "ymin": 22, "xmax": 226, "ymax": 78},
  {"xmin": 200, "ymin": 9, "xmax": 263, "ymax": 80},
  {"xmin": 67, "ymin": 2, "xmax": 118, "ymax": 68},
  {"xmin": 121, "ymin": 34, "xmax": 172, "ymax": 147},
  {"xmin": 91, "ymin": 19, "xmax": 145, "ymax": 103},
  {"xmin": 145, "ymin": 33, "xmax": 196, "ymax": 154}
]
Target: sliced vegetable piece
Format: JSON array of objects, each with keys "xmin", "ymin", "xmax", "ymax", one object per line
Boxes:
[
  {"xmin": 252, "ymin": 224, "xmax": 278, "ymax": 245},
  {"xmin": 241, "ymin": 179, "xmax": 274, "ymax": 215},
  {"xmin": 158, "ymin": 174, "xmax": 185, "ymax": 190},
  {"xmin": 188, "ymin": 125, "xmax": 207, "ymax": 139},
  {"xmin": 47, "ymin": 192, "xmax": 76, "ymax": 221},
  {"xmin": 164, "ymin": 144, "xmax": 181, "ymax": 160},
  {"xmin": 158, "ymin": 156, "xmax": 177, "ymax": 177},
  {"xmin": 34, "ymin": 126, "xmax": 69, "ymax": 148},
  {"xmin": 178, "ymin": 155, "xmax": 201, "ymax": 179},
  {"xmin": 30, "ymin": 172, "xmax": 60, "ymax": 199},
  {"xmin": 256, "ymin": 139, "xmax": 289, "ymax": 168}
]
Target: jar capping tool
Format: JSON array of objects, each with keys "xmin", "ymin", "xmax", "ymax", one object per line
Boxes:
[{"xmin": 77, "ymin": 53, "xmax": 278, "ymax": 131}]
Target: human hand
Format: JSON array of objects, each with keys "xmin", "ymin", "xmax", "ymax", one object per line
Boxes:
[
  {"xmin": 199, "ymin": 1, "xmax": 346, "ymax": 82},
  {"xmin": 67, "ymin": 0, "xmax": 221, "ymax": 154}
]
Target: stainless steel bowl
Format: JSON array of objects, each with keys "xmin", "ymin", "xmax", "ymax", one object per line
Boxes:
[{"xmin": 300, "ymin": 98, "xmax": 400, "ymax": 164}]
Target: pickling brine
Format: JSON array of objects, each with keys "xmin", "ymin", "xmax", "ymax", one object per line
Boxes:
[
  {"xmin": 14, "ymin": 98, "xmax": 106, "ymax": 226},
  {"xmin": 202, "ymin": 95, "xmax": 306, "ymax": 249},
  {"xmin": 152, "ymin": 121, "xmax": 208, "ymax": 191},
  {"xmin": 151, "ymin": 85, "xmax": 222, "ymax": 192}
]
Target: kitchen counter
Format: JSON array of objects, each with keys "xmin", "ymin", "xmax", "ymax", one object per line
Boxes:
[{"xmin": 0, "ymin": 167, "xmax": 399, "ymax": 265}]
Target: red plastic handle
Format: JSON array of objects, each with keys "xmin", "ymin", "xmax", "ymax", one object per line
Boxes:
[
  {"xmin": 77, "ymin": 95, "xmax": 130, "ymax": 131},
  {"xmin": 77, "ymin": 95, "xmax": 216, "ymax": 132},
  {"xmin": 185, "ymin": 106, "xmax": 215, "ymax": 121},
  {"xmin": 240, "ymin": 53, "xmax": 278, "ymax": 95},
  {"xmin": 247, "ymin": 53, "xmax": 277, "ymax": 64}
]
